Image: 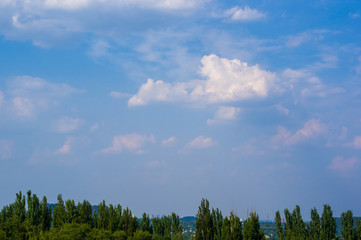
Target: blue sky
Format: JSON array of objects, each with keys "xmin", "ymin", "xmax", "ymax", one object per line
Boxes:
[{"xmin": 1, "ymin": 0, "xmax": 361, "ymax": 220}]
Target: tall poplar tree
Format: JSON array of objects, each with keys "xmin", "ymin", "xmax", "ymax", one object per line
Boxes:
[
  {"xmin": 195, "ymin": 198, "xmax": 214, "ymax": 240},
  {"xmin": 275, "ymin": 211, "xmax": 285, "ymax": 240},
  {"xmin": 341, "ymin": 210, "xmax": 354, "ymax": 240},
  {"xmin": 320, "ymin": 204, "xmax": 336, "ymax": 240}
]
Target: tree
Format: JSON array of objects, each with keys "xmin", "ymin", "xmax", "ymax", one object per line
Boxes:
[
  {"xmin": 195, "ymin": 198, "xmax": 214, "ymax": 240},
  {"xmin": 320, "ymin": 204, "xmax": 336, "ymax": 240},
  {"xmin": 243, "ymin": 211, "xmax": 264, "ymax": 240},
  {"xmin": 284, "ymin": 209, "xmax": 294, "ymax": 240},
  {"xmin": 140, "ymin": 213, "xmax": 151, "ymax": 233},
  {"xmin": 39, "ymin": 196, "xmax": 51, "ymax": 231},
  {"xmin": 53, "ymin": 194, "xmax": 67, "ymax": 228},
  {"xmin": 341, "ymin": 210, "xmax": 354, "ymax": 240},
  {"xmin": 211, "ymin": 208, "xmax": 223, "ymax": 240},
  {"xmin": 275, "ymin": 211, "xmax": 285, "ymax": 240},
  {"xmin": 355, "ymin": 218, "xmax": 361, "ymax": 240},
  {"xmin": 292, "ymin": 205, "xmax": 305, "ymax": 239},
  {"xmin": 309, "ymin": 208, "xmax": 320, "ymax": 240}
]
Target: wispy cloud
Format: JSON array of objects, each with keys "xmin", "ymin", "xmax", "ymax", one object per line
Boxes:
[
  {"xmin": 53, "ymin": 117, "xmax": 84, "ymax": 133},
  {"xmin": 273, "ymin": 119, "xmax": 328, "ymax": 146},
  {"xmin": 0, "ymin": 140, "xmax": 13, "ymax": 159},
  {"xmin": 101, "ymin": 133, "xmax": 155, "ymax": 154},
  {"xmin": 185, "ymin": 136, "xmax": 216, "ymax": 149},
  {"xmin": 328, "ymin": 156, "xmax": 360, "ymax": 177},
  {"xmin": 56, "ymin": 136, "xmax": 74, "ymax": 154},
  {"xmin": 161, "ymin": 136, "xmax": 177, "ymax": 146}
]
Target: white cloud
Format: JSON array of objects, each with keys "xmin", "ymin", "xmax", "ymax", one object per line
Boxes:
[
  {"xmin": 185, "ymin": 136, "xmax": 216, "ymax": 149},
  {"xmin": 224, "ymin": 6, "xmax": 265, "ymax": 21},
  {"xmin": 54, "ymin": 117, "xmax": 84, "ymax": 133},
  {"xmin": 286, "ymin": 32, "xmax": 312, "ymax": 47},
  {"xmin": 8, "ymin": 76, "xmax": 82, "ymax": 98},
  {"xmin": 349, "ymin": 12, "xmax": 360, "ymax": 19},
  {"xmin": 273, "ymin": 119, "xmax": 327, "ymax": 146},
  {"xmin": 129, "ymin": 54, "xmax": 279, "ymax": 106},
  {"xmin": 4, "ymin": 0, "xmax": 206, "ymax": 11},
  {"xmin": 12, "ymin": 97, "xmax": 34, "ymax": 117},
  {"xmin": 274, "ymin": 103, "xmax": 289, "ymax": 116},
  {"xmin": 56, "ymin": 136, "xmax": 74, "ymax": 154},
  {"xmin": 90, "ymin": 123, "xmax": 99, "ymax": 132},
  {"xmin": 207, "ymin": 106, "xmax": 241, "ymax": 125},
  {"xmin": 101, "ymin": 133, "xmax": 155, "ymax": 154},
  {"xmin": 328, "ymin": 156, "xmax": 359, "ymax": 177},
  {"xmin": 0, "ymin": 140, "xmax": 13, "ymax": 159},
  {"xmin": 282, "ymin": 68, "xmax": 344, "ymax": 98},
  {"xmin": 6, "ymin": 76, "xmax": 82, "ymax": 118},
  {"xmin": 161, "ymin": 136, "xmax": 177, "ymax": 146}
]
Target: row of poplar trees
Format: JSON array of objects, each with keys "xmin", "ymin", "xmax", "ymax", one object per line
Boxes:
[
  {"xmin": 194, "ymin": 198, "xmax": 265, "ymax": 240},
  {"xmin": 275, "ymin": 205, "xmax": 361, "ymax": 240},
  {"xmin": 0, "ymin": 191, "xmax": 183, "ymax": 240}
]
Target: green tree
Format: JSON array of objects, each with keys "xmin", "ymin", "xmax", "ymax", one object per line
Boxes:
[
  {"xmin": 308, "ymin": 208, "xmax": 320, "ymax": 240},
  {"xmin": 140, "ymin": 213, "xmax": 151, "ymax": 233},
  {"xmin": 243, "ymin": 212, "xmax": 264, "ymax": 240},
  {"xmin": 341, "ymin": 210, "xmax": 354, "ymax": 240},
  {"xmin": 275, "ymin": 211, "xmax": 285, "ymax": 240},
  {"xmin": 284, "ymin": 209, "xmax": 295, "ymax": 240},
  {"xmin": 132, "ymin": 230, "xmax": 152, "ymax": 240},
  {"xmin": 320, "ymin": 204, "xmax": 336, "ymax": 240},
  {"xmin": 221, "ymin": 217, "xmax": 231, "ymax": 240},
  {"xmin": 292, "ymin": 205, "xmax": 305, "ymax": 240},
  {"xmin": 65, "ymin": 199, "xmax": 78, "ymax": 224},
  {"xmin": 211, "ymin": 208, "xmax": 223, "ymax": 240},
  {"xmin": 39, "ymin": 196, "xmax": 51, "ymax": 231},
  {"xmin": 53, "ymin": 194, "xmax": 67, "ymax": 228},
  {"xmin": 355, "ymin": 218, "xmax": 361, "ymax": 240},
  {"xmin": 195, "ymin": 198, "xmax": 214, "ymax": 240}
]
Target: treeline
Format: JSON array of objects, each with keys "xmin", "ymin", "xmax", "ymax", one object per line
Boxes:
[
  {"xmin": 0, "ymin": 192, "xmax": 266, "ymax": 240},
  {"xmin": 1, "ymin": 191, "xmax": 361, "ymax": 240},
  {"xmin": 0, "ymin": 191, "xmax": 183, "ymax": 240},
  {"xmin": 275, "ymin": 205, "xmax": 361, "ymax": 240}
]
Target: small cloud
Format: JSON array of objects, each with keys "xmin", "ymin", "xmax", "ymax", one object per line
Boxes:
[
  {"xmin": 328, "ymin": 156, "xmax": 359, "ymax": 177},
  {"xmin": 349, "ymin": 12, "xmax": 360, "ymax": 19},
  {"xmin": 273, "ymin": 119, "xmax": 327, "ymax": 146},
  {"xmin": 109, "ymin": 91, "xmax": 132, "ymax": 98},
  {"xmin": 101, "ymin": 133, "xmax": 155, "ymax": 154},
  {"xmin": 90, "ymin": 123, "xmax": 99, "ymax": 132},
  {"xmin": 185, "ymin": 136, "xmax": 216, "ymax": 149},
  {"xmin": 274, "ymin": 103, "xmax": 289, "ymax": 116},
  {"xmin": 224, "ymin": 6, "xmax": 266, "ymax": 21},
  {"xmin": 12, "ymin": 97, "xmax": 34, "ymax": 117},
  {"xmin": 54, "ymin": 117, "xmax": 84, "ymax": 133},
  {"xmin": 0, "ymin": 140, "xmax": 13, "ymax": 159},
  {"xmin": 161, "ymin": 136, "xmax": 177, "ymax": 146},
  {"xmin": 145, "ymin": 160, "xmax": 161, "ymax": 169},
  {"xmin": 207, "ymin": 106, "xmax": 241, "ymax": 125},
  {"xmin": 344, "ymin": 136, "xmax": 361, "ymax": 149},
  {"xmin": 56, "ymin": 136, "xmax": 74, "ymax": 154},
  {"xmin": 286, "ymin": 32, "xmax": 312, "ymax": 47}
]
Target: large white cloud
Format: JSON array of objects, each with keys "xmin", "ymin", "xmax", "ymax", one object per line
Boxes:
[{"xmin": 129, "ymin": 54, "xmax": 279, "ymax": 106}]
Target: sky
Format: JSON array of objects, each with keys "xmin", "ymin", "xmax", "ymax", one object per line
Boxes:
[{"xmin": 0, "ymin": 0, "xmax": 361, "ymax": 220}]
